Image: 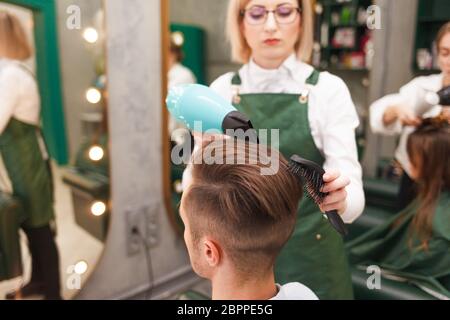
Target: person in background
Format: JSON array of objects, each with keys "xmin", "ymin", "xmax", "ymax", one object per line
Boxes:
[
  {"xmin": 370, "ymin": 22, "xmax": 450, "ymax": 210},
  {"xmin": 168, "ymin": 31, "xmax": 197, "ymax": 146},
  {"xmin": 0, "ymin": 11, "xmax": 61, "ymax": 300},
  {"xmin": 180, "ymin": 139, "xmax": 318, "ymax": 300},
  {"xmin": 348, "ymin": 116, "xmax": 450, "ymax": 299}
]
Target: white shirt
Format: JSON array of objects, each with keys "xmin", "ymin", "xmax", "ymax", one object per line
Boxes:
[
  {"xmin": 168, "ymin": 62, "xmax": 197, "ymax": 144},
  {"xmin": 0, "ymin": 58, "xmax": 41, "ymax": 193},
  {"xmin": 168, "ymin": 62, "xmax": 197, "ymax": 89},
  {"xmin": 370, "ymin": 74, "xmax": 444, "ymax": 175},
  {"xmin": 270, "ymin": 283, "xmax": 319, "ymax": 300},
  {"xmin": 0, "ymin": 58, "xmax": 40, "ymax": 134},
  {"xmin": 210, "ymin": 54, "xmax": 364, "ymax": 223}
]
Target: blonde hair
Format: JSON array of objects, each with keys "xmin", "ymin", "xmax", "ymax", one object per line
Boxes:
[
  {"xmin": 226, "ymin": 0, "xmax": 314, "ymax": 64},
  {"xmin": 436, "ymin": 21, "xmax": 450, "ymax": 49},
  {"xmin": 0, "ymin": 10, "xmax": 33, "ymax": 61}
]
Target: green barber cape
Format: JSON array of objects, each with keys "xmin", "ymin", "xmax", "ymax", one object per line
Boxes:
[{"xmin": 347, "ymin": 190, "xmax": 450, "ymax": 299}]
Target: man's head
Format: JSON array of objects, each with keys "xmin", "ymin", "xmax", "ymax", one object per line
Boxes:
[{"xmin": 180, "ymin": 139, "xmax": 302, "ymax": 283}]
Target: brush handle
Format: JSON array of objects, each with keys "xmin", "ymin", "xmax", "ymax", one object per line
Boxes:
[{"xmin": 325, "ymin": 210, "xmax": 348, "ymax": 237}]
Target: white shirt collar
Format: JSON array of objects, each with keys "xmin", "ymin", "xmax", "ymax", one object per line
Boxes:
[{"xmin": 243, "ymin": 53, "xmax": 314, "ymax": 93}]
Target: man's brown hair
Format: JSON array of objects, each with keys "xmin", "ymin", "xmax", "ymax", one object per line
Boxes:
[{"xmin": 182, "ymin": 139, "xmax": 302, "ymax": 277}]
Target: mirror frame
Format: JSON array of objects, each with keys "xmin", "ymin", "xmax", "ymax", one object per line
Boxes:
[{"xmin": 161, "ymin": 0, "xmax": 184, "ymax": 237}]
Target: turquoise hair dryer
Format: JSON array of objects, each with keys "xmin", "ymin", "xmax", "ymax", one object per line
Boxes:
[{"xmin": 166, "ymin": 84, "xmax": 257, "ymax": 141}]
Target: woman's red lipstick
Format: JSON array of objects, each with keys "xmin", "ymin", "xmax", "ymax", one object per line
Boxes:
[{"xmin": 264, "ymin": 39, "xmax": 280, "ymax": 45}]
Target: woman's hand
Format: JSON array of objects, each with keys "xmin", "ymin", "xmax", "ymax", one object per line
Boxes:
[
  {"xmin": 320, "ymin": 170, "xmax": 350, "ymax": 215},
  {"xmin": 383, "ymin": 104, "xmax": 422, "ymax": 127}
]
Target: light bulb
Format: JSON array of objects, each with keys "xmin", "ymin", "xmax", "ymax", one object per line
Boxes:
[
  {"xmin": 74, "ymin": 261, "xmax": 88, "ymax": 275},
  {"xmin": 83, "ymin": 27, "xmax": 98, "ymax": 44},
  {"xmin": 91, "ymin": 201, "xmax": 106, "ymax": 216},
  {"xmin": 171, "ymin": 31, "xmax": 184, "ymax": 46},
  {"xmin": 88, "ymin": 146, "xmax": 104, "ymax": 161},
  {"xmin": 86, "ymin": 87, "xmax": 102, "ymax": 104}
]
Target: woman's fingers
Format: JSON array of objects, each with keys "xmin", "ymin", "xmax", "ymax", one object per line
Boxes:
[
  {"xmin": 322, "ymin": 173, "xmax": 350, "ymax": 193},
  {"xmin": 320, "ymin": 169, "xmax": 350, "ymax": 214},
  {"xmin": 320, "ymin": 200, "xmax": 347, "ymax": 214},
  {"xmin": 322, "ymin": 188, "xmax": 347, "ymax": 205}
]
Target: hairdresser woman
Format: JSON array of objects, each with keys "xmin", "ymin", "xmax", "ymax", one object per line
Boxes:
[
  {"xmin": 210, "ymin": 0, "xmax": 365, "ymax": 299},
  {"xmin": 370, "ymin": 22, "xmax": 450, "ymax": 211},
  {"xmin": 0, "ymin": 11, "xmax": 60, "ymax": 300}
]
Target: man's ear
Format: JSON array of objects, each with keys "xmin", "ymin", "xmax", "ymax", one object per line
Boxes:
[{"xmin": 202, "ymin": 238, "xmax": 221, "ymax": 267}]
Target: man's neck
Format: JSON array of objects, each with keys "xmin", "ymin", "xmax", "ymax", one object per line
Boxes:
[{"xmin": 211, "ymin": 270, "xmax": 278, "ymax": 300}]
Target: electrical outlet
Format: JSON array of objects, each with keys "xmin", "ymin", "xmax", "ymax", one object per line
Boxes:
[
  {"xmin": 126, "ymin": 205, "xmax": 159, "ymax": 256},
  {"xmin": 126, "ymin": 208, "xmax": 142, "ymax": 256},
  {"xmin": 145, "ymin": 210, "xmax": 159, "ymax": 248}
]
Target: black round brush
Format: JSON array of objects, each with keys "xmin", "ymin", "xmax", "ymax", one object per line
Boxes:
[{"xmin": 288, "ymin": 155, "xmax": 349, "ymax": 237}]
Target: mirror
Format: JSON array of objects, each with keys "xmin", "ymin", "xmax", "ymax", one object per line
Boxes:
[
  {"xmin": 166, "ymin": 5, "xmax": 207, "ymax": 236},
  {"xmin": 0, "ymin": 0, "xmax": 109, "ymax": 300}
]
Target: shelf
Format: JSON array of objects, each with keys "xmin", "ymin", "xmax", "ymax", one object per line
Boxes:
[
  {"xmin": 418, "ymin": 17, "xmax": 450, "ymax": 22},
  {"xmin": 326, "ymin": 46, "xmax": 360, "ymax": 51},
  {"xmin": 323, "ymin": 0, "xmax": 356, "ymax": 7},
  {"xmin": 330, "ymin": 66, "xmax": 369, "ymax": 72},
  {"xmin": 80, "ymin": 112, "xmax": 103, "ymax": 123},
  {"xmin": 413, "ymin": 68, "xmax": 441, "ymax": 75},
  {"xmin": 330, "ymin": 24, "xmax": 367, "ymax": 28}
]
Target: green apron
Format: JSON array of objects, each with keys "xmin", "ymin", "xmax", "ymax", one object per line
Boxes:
[
  {"xmin": 0, "ymin": 118, "xmax": 54, "ymax": 229},
  {"xmin": 347, "ymin": 191, "xmax": 450, "ymax": 299},
  {"xmin": 231, "ymin": 70, "xmax": 354, "ymax": 299}
]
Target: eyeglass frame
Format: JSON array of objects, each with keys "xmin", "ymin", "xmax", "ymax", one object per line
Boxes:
[{"xmin": 239, "ymin": 5, "xmax": 302, "ymax": 25}]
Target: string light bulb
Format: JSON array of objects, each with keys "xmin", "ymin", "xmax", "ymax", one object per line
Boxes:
[
  {"xmin": 171, "ymin": 31, "xmax": 184, "ymax": 47},
  {"xmin": 88, "ymin": 145, "xmax": 104, "ymax": 161},
  {"xmin": 74, "ymin": 261, "xmax": 88, "ymax": 275},
  {"xmin": 83, "ymin": 27, "xmax": 99, "ymax": 44},
  {"xmin": 91, "ymin": 201, "xmax": 106, "ymax": 216},
  {"xmin": 86, "ymin": 87, "xmax": 102, "ymax": 104}
]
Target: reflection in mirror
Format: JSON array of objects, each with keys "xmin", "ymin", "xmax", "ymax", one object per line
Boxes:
[
  {"xmin": 167, "ymin": 24, "xmax": 203, "ymax": 232},
  {"xmin": 0, "ymin": 0, "xmax": 108, "ymax": 300}
]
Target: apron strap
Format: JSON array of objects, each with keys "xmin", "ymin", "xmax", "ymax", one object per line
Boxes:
[
  {"xmin": 231, "ymin": 73, "xmax": 242, "ymax": 85},
  {"xmin": 306, "ymin": 69, "xmax": 320, "ymax": 86}
]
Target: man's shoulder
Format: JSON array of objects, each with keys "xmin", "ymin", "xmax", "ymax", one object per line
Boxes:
[{"xmin": 271, "ymin": 282, "xmax": 319, "ymax": 300}]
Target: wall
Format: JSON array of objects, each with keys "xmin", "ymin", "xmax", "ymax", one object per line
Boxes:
[{"xmin": 363, "ymin": 0, "xmax": 419, "ymax": 176}]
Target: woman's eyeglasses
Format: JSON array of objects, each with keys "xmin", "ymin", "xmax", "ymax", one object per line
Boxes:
[{"xmin": 240, "ymin": 5, "xmax": 301, "ymax": 25}]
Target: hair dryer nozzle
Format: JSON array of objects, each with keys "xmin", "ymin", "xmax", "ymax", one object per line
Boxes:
[
  {"xmin": 222, "ymin": 111, "xmax": 259, "ymax": 143},
  {"xmin": 166, "ymin": 84, "xmax": 237, "ymax": 133}
]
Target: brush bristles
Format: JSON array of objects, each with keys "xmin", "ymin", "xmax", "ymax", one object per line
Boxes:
[{"xmin": 288, "ymin": 160, "xmax": 327, "ymax": 205}]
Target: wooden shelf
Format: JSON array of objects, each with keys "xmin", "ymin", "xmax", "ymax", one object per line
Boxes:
[
  {"xmin": 330, "ymin": 24, "xmax": 367, "ymax": 28},
  {"xmin": 322, "ymin": 0, "xmax": 356, "ymax": 7},
  {"xmin": 418, "ymin": 17, "xmax": 450, "ymax": 22},
  {"xmin": 331, "ymin": 66, "xmax": 369, "ymax": 71},
  {"xmin": 413, "ymin": 68, "xmax": 441, "ymax": 75},
  {"xmin": 327, "ymin": 46, "xmax": 360, "ymax": 51}
]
